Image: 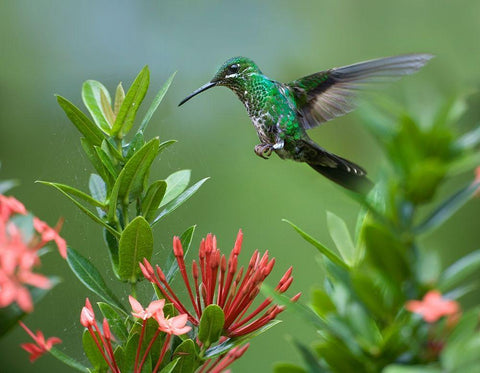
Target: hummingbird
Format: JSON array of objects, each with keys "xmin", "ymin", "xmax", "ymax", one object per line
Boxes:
[{"xmin": 179, "ymin": 54, "xmax": 433, "ymax": 193}]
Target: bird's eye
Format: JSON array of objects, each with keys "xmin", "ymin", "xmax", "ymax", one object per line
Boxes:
[{"xmin": 227, "ymin": 64, "xmax": 240, "ymax": 74}]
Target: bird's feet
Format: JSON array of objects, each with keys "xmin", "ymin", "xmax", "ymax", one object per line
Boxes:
[{"xmin": 254, "ymin": 143, "xmax": 274, "ymax": 159}]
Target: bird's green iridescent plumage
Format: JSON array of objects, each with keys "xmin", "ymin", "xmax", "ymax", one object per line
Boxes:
[{"xmin": 179, "ymin": 54, "xmax": 433, "ymax": 192}]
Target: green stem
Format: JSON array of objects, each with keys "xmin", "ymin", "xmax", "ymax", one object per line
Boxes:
[{"xmin": 131, "ymin": 282, "xmax": 137, "ymax": 298}]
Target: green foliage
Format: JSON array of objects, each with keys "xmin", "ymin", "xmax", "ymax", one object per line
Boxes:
[
  {"xmin": 198, "ymin": 305, "xmax": 225, "ymax": 349},
  {"xmin": 282, "ymin": 98, "xmax": 480, "ymax": 372}
]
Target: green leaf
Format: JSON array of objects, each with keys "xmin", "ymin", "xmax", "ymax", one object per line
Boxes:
[
  {"xmin": 112, "ymin": 66, "xmax": 150, "ymax": 137},
  {"xmin": 117, "ymin": 216, "xmax": 153, "ymax": 283},
  {"xmin": 0, "ymin": 179, "xmax": 18, "ymax": 194},
  {"xmin": 140, "ymin": 71, "xmax": 176, "ymax": 133},
  {"xmin": 172, "ymin": 339, "xmax": 201, "ymax": 373},
  {"xmin": 100, "ymin": 89, "xmax": 115, "ymax": 126},
  {"xmin": 49, "ymin": 347, "xmax": 89, "ymax": 372},
  {"xmin": 39, "ymin": 181, "xmax": 119, "ymax": 237},
  {"xmin": 152, "ymin": 178, "xmax": 209, "ymax": 226},
  {"xmin": 363, "ymin": 223, "xmax": 409, "ymax": 284},
  {"xmin": 204, "ymin": 320, "xmax": 281, "ymax": 358},
  {"xmin": 142, "ymin": 180, "xmax": 167, "ymax": 222},
  {"xmin": 415, "ymin": 181, "xmax": 480, "ymax": 234},
  {"xmin": 124, "ymin": 333, "xmax": 152, "ymax": 373},
  {"xmin": 114, "ymin": 83, "xmax": 125, "ymax": 116},
  {"xmin": 95, "ymin": 146, "xmax": 118, "ymax": 177},
  {"xmin": 273, "ymin": 363, "xmax": 307, "ymax": 373},
  {"xmin": 166, "ymin": 225, "xmax": 196, "ymax": 282},
  {"xmin": 158, "ymin": 139, "xmax": 177, "ymax": 154},
  {"xmin": 67, "ymin": 247, "xmax": 125, "ymax": 312},
  {"xmin": 310, "ymin": 288, "xmax": 336, "ymax": 317},
  {"xmin": 82, "ymin": 80, "xmax": 113, "ymax": 133},
  {"xmin": 438, "ymin": 250, "xmax": 480, "ymax": 291},
  {"xmin": 89, "ymin": 174, "xmax": 107, "ymax": 203},
  {"xmin": 159, "ymin": 359, "xmax": 179, "ymax": 373},
  {"xmin": 108, "ymin": 138, "xmax": 160, "ymax": 221},
  {"xmin": 282, "ymin": 219, "xmax": 349, "ymax": 270},
  {"xmin": 81, "ymin": 138, "xmax": 113, "ymax": 187},
  {"xmin": 0, "ymin": 277, "xmax": 60, "ymax": 337},
  {"xmin": 293, "ymin": 339, "xmax": 326, "ymax": 373},
  {"xmin": 125, "ymin": 131, "xmax": 146, "ymax": 160},
  {"xmin": 56, "ymin": 95, "xmax": 105, "ymax": 146},
  {"xmin": 98, "ymin": 302, "xmax": 128, "ymax": 341},
  {"xmin": 160, "ymin": 170, "xmax": 191, "ymax": 207},
  {"xmin": 82, "ymin": 329, "xmax": 108, "ymax": 371},
  {"xmin": 37, "ymin": 181, "xmax": 105, "ymax": 208},
  {"xmin": 326, "ymin": 211, "xmax": 356, "ymax": 266},
  {"xmin": 198, "ymin": 305, "xmax": 225, "ymax": 348}
]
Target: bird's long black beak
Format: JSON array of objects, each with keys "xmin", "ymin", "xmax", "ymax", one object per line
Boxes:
[{"xmin": 178, "ymin": 82, "xmax": 217, "ymax": 106}]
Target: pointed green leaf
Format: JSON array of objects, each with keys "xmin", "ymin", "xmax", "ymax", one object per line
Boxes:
[
  {"xmin": 112, "ymin": 66, "xmax": 150, "ymax": 137},
  {"xmin": 100, "ymin": 89, "xmax": 115, "ymax": 126},
  {"xmin": 0, "ymin": 277, "xmax": 60, "ymax": 336},
  {"xmin": 37, "ymin": 181, "xmax": 105, "ymax": 208},
  {"xmin": 172, "ymin": 339, "xmax": 201, "ymax": 373},
  {"xmin": 282, "ymin": 219, "xmax": 349, "ymax": 270},
  {"xmin": 82, "ymin": 80, "xmax": 113, "ymax": 133},
  {"xmin": 383, "ymin": 365, "xmax": 442, "ymax": 373},
  {"xmin": 67, "ymin": 247, "xmax": 125, "ymax": 312},
  {"xmin": 326, "ymin": 211, "xmax": 356, "ymax": 266},
  {"xmin": 98, "ymin": 302, "xmax": 128, "ymax": 341},
  {"xmin": 152, "ymin": 178, "xmax": 209, "ymax": 226},
  {"xmin": 81, "ymin": 138, "xmax": 113, "ymax": 187},
  {"xmin": 158, "ymin": 139, "xmax": 177, "ymax": 154},
  {"xmin": 38, "ymin": 181, "xmax": 119, "ymax": 237},
  {"xmin": 198, "ymin": 305, "xmax": 225, "ymax": 348},
  {"xmin": 89, "ymin": 174, "xmax": 107, "ymax": 203},
  {"xmin": 95, "ymin": 146, "xmax": 118, "ymax": 177},
  {"xmin": 117, "ymin": 216, "xmax": 153, "ymax": 283},
  {"xmin": 125, "ymin": 131, "xmax": 146, "ymax": 160},
  {"xmin": 159, "ymin": 359, "xmax": 179, "ymax": 373},
  {"xmin": 415, "ymin": 181, "xmax": 480, "ymax": 234},
  {"xmin": 83, "ymin": 329, "xmax": 108, "ymax": 371},
  {"xmin": 293, "ymin": 339, "xmax": 326, "ymax": 373},
  {"xmin": 124, "ymin": 333, "xmax": 152, "ymax": 373},
  {"xmin": 166, "ymin": 225, "xmax": 196, "ymax": 282},
  {"xmin": 140, "ymin": 71, "xmax": 176, "ymax": 133},
  {"xmin": 49, "ymin": 347, "xmax": 89, "ymax": 372},
  {"xmin": 438, "ymin": 250, "xmax": 480, "ymax": 291},
  {"xmin": 56, "ymin": 95, "xmax": 105, "ymax": 146},
  {"xmin": 114, "ymin": 83, "xmax": 125, "ymax": 116},
  {"xmin": 142, "ymin": 180, "xmax": 167, "ymax": 222},
  {"xmin": 160, "ymin": 170, "xmax": 191, "ymax": 207},
  {"xmin": 108, "ymin": 138, "xmax": 160, "ymax": 221}
]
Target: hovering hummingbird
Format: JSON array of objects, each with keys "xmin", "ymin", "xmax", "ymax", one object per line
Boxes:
[{"xmin": 179, "ymin": 54, "xmax": 433, "ymax": 193}]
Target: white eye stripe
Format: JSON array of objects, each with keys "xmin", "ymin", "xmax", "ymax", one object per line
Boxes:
[{"xmin": 225, "ymin": 73, "xmax": 238, "ymax": 79}]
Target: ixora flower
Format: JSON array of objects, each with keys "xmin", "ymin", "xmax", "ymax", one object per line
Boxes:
[
  {"xmin": 0, "ymin": 194, "xmax": 65, "ymax": 312},
  {"xmin": 19, "ymin": 321, "xmax": 61, "ymax": 362},
  {"xmin": 405, "ymin": 290, "xmax": 460, "ymax": 323},
  {"xmin": 140, "ymin": 230, "xmax": 300, "ymax": 338}
]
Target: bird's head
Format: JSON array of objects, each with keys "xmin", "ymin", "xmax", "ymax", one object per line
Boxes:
[{"xmin": 179, "ymin": 56, "xmax": 262, "ymax": 106}]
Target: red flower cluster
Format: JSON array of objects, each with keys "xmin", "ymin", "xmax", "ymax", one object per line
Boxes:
[
  {"xmin": 81, "ymin": 297, "xmax": 192, "ymax": 373},
  {"xmin": 406, "ymin": 290, "xmax": 460, "ymax": 323},
  {"xmin": 0, "ymin": 195, "xmax": 66, "ymax": 312},
  {"xmin": 140, "ymin": 230, "xmax": 300, "ymax": 338},
  {"xmin": 19, "ymin": 321, "xmax": 61, "ymax": 362}
]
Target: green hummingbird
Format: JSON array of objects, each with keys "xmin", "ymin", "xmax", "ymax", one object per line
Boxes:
[{"xmin": 179, "ymin": 54, "xmax": 433, "ymax": 193}]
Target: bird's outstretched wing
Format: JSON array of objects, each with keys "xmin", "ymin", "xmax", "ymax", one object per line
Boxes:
[{"xmin": 287, "ymin": 54, "xmax": 433, "ymax": 129}]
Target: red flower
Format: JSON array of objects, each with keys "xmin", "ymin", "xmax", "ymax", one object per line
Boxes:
[
  {"xmin": 406, "ymin": 290, "xmax": 460, "ymax": 323},
  {"xmin": 140, "ymin": 230, "xmax": 300, "ymax": 338},
  {"xmin": 33, "ymin": 217, "xmax": 67, "ymax": 258},
  {"xmin": 0, "ymin": 196, "xmax": 56, "ymax": 312},
  {"xmin": 199, "ymin": 343, "xmax": 250, "ymax": 373},
  {"xmin": 19, "ymin": 321, "xmax": 61, "ymax": 362}
]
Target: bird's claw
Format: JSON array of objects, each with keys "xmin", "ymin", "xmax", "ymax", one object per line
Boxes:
[{"xmin": 254, "ymin": 143, "xmax": 273, "ymax": 159}]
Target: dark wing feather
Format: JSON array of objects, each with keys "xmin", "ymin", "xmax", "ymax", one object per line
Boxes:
[{"xmin": 288, "ymin": 54, "xmax": 434, "ymax": 129}]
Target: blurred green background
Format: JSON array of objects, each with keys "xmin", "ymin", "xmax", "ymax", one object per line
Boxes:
[{"xmin": 1, "ymin": 0, "xmax": 479, "ymax": 371}]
